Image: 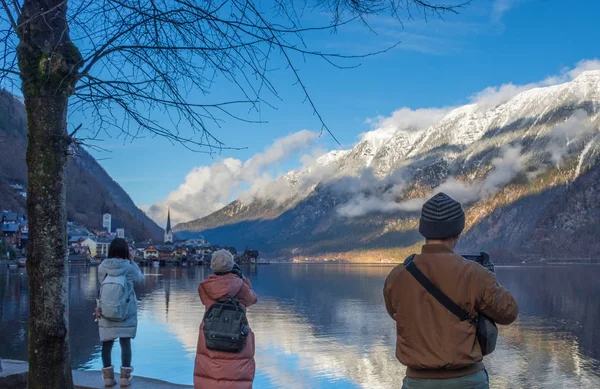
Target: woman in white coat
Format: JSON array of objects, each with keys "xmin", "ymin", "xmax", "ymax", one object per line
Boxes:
[{"xmin": 96, "ymin": 238, "xmax": 144, "ymax": 387}]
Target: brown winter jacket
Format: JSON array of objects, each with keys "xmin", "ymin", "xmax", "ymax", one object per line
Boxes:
[
  {"xmin": 383, "ymin": 244, "xmax": 518, "ymax": 379},
  {"xmin": 194, "ymin": 273, "xmax": 258, "ymax": 389}
]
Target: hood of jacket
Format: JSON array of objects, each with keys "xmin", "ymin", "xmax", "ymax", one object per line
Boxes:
[
  {"xmin": 200, "ymin": 273, "xmax": 244, "ymax": 300},
  {"xmin": 100, "ymin": 258, "xmax": 131, "ymax": 277}
]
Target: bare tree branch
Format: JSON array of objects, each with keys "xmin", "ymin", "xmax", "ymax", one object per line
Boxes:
[
  {"xmin": 2, "ymin": 0, "xmax": 469, "ymax": 152},
  {"xmin": 0, "ymin": 0, "xmax": 18, "ymax": 30},
  {"xmin": 68, "ymin": 123, "xmax": 82, "ymax": 138},
  {"xmin": 0, "ymin": 67, "xmax": 19, "ymax": 75}
]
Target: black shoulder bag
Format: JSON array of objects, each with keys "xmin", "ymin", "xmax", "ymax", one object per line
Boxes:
[{"xmin": 404, "ymin": 255, "xmax": 498, "ymax": 356}]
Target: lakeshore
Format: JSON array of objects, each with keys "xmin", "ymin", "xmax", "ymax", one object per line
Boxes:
[{"xmin": 0, "ymin": 360, "xmax": 191, "ymax": 389}]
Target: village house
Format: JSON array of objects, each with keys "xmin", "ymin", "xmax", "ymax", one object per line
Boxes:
[
  {"xmin": 158, "ymin": 247, "xmax": 173, "ymax": 260},
  {"xmin": 96, "ymin": 238, "xmax": 111, "ymax": 258},
  {"xmin": 1, "ymin": 212, "xmax": 26, "ymax": 225},
  {"xmin": 143, "ymin": 246, "xmax": 159, "ymax": 259},
  {"xmin": 1, "ymin": 223, "xmax": 19, "ymax": 245},
  {"xmin": 185, "ymin": 236, "xmax": 207, "ymax": 247},
  {"xmin": 69, "ymin": 236, "xmax": 86, "ymax": 246},
  {"xmin": 172, "ymin": 247, "xmax": 187, "ymax": 258},
  {"xmin": 79, "ymin": 238, "xmax": 98, "ymax": 257},
  {"xmin": 69, "ymin": 237, "xmax": 90, "ymax": 255},
  {"xmin": 1, "ymin": 222, "xmax": 28, "ymax": 248}
]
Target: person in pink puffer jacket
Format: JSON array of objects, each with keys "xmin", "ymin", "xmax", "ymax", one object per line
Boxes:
[{"xmin": 194, "ymin": 250, "xmax": 258, "ymax": 389}]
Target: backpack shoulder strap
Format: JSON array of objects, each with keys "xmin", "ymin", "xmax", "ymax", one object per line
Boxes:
[{"xmin": 404, "ymin": 255, "xmax": 471, "ymax": 322}]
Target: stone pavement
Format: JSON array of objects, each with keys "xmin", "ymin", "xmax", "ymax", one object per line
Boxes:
[{"xmin": 0, "ymin": 360, "xmax": 193, "ymax": 389}]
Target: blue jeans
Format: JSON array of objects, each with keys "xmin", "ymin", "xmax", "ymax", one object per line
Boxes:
[{"xmin": 402, "ymin": 370, "xmax": 489, "ymax": 389}]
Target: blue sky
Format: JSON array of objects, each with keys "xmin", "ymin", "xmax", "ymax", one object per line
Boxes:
[{"xmin": 85, "ymin": 0, "xmax": 600, "ymax": 225}]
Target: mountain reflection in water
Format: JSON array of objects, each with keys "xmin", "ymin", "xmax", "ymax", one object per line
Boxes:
[{"xmin": 1, "ymin": 264, "xmax": 599, "ymax": 388}]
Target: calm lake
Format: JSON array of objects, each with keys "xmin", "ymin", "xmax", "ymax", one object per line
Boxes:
[{"xmin": 1, "ymin": 264, "xmax": 599, "ymax": 388}]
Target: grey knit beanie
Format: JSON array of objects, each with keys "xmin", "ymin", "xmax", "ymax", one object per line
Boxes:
[
  {"xmin": 419, "ymin": 192, "xmax": 465, "ymax": 239},
  {"xmin": 211, "ymin": 250, "xmax": 235, "ymax": 273}
]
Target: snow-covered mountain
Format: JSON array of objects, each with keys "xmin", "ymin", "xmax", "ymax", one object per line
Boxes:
[{"xmin": 175, "ymin": 71, "xmax": 600, "ymax": 261}]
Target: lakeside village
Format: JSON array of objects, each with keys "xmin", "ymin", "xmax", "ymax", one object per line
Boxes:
[{"xmin": 1, "ymin": 208, "xmax": 262, "ymax": 268}]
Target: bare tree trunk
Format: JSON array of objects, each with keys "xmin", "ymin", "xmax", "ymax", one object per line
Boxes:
[
  {"xmin": 17, "ymin": 1, "xmax": 82, "ymax": 388},
  {"xmin": 24, "ymin": 87, "xmax": 74, "ymax": 389}
]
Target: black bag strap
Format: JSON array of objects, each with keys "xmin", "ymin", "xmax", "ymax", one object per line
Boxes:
[{"xmin": 404, "ymin": 255, "xmax": 473, "ymax": 323}]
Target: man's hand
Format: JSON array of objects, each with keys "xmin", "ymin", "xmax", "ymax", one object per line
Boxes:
[
  {"xmin": 480, "ymin": 252, "xmax": 495, "ymax": 273},
  {"xmin": 231, "ymin": 263, "xmax": 244, "ymax": 279}
]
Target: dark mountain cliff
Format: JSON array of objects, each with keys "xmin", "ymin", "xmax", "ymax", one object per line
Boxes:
[{"xmin": 0, "ymin": 91, "xmax": 162, "ymax": 241}]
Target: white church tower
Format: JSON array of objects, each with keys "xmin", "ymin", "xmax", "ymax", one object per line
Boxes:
[
  {"xmin": 102, "ymin": 213, "xmax": 112, "ymax": 233},
  {"xmin": 164, "ymin": 208, "xmax": 173, "ymax": 243}
]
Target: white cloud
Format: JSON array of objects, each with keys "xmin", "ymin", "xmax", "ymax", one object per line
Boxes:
[
  {"xmin": 242, "ymin": 130, "xmax": 319, "ymax": 178},
  {"xmin": 470, "ymin": 58, "xmax": 600, "ymax": 108},
  {"xmin": 542, "ymin": 59, "xmax": 600, "ymax": 86},
  {"xmin": 336, "ymin": 191, "xmax": 403, "ymax": 218},
  {"xmin": 147, "ymin": 130, "xmax": 320, "ymax": 225},
  {"xmin": 430, "ymin": 145, "xmax": 528, "ymax": 205},
  {"xmin": 399, "ymin": 145, "xmax": 528, "ymax": 211},
  {"xmin": 239, "ymin": 146, "xmax": 335, "ymax": 204},
  {"xmin": 337, "ymin": 145, "xmax": 528, "ymax": 217},
  {"xmin": 366, "ymin": 107, "xmax": 451, "ymax": 132},
  {"xmin": 492, "ymin": 0, "xmax": 515, "ymax": 20},
  {"xmin": 470, "ymin": 83, "xmax": 534, "ymax": 108},
  {"xmin": 335, "ymin": 169, "xmax": 409, "ymax": 217},
  {"xmin": 566, "ymin": 59, "xmax": 600, "ymax": 79},
  {"xmin": 548, "ymin": 109, "xmax": 597, "ymax": 167},
  {"xmin": 492, "ymin": 0, "xmax": 530, "ymax": 21},
  {"xmin": 481, "ymin": 145, "xmax": 527, "ymax": 194}
]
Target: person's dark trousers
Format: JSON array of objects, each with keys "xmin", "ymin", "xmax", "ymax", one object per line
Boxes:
[
  {"xmin": 101, "ymin": 338, "xmax": 132, "ymax": 368},
  {"xmin": 402, "ymin": 370, "xmax": 489, "ymax": 389}
]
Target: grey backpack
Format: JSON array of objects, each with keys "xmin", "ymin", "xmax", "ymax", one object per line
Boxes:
[
  {"xmin": 202, "ymin": 297, "xmax": 249, "ymax": 353},
  {"xmin": 99, "ymin": 274, "xmax": 129, "ymax": 321}
]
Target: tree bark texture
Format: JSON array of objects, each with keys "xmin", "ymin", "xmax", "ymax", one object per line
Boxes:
[{"xmin": 16, "ymin": 1, "xmax": 82, "ymax": 389}]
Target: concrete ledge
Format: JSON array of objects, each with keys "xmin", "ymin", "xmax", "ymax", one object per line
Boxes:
[
  {"xmin": 0, "ymin": 360, "xmax": 192, "ymax": 389},
  {"xmin": 0, "ymin": 360, "xmax": 28, "ymax": 389},
  {"xmin": 73, "ymin": 370, "xmax": 192, "ymax": 389}
]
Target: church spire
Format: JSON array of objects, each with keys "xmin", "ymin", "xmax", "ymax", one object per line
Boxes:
[
  {"xmin": 166, "ymin": 208, "xmax": 172, "ymax": 233},
  {"xmin": 164, "ymin": 208, "xmax": 173, "ymax": 243}
]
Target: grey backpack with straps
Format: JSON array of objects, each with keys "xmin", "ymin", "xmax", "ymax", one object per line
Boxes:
[
  {"xmin": 202, "ymin": 297, "xmax": 250, "ymax": 353},
  {"xmin": 404, "ymin": 255, "xmax": 498, "ymax": 356},
  {"xmin": 99, "ymin": 273, "xmax": 130, "ymax": 321}
]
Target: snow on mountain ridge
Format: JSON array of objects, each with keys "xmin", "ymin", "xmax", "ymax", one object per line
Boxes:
[
  {"xmin": 408, "ymin": 71, "xmax": 600, "ymax": 159},
  {"xmin": 193, "ymin": 69, "xmax": 600, "ymax": 226},
  {"xmin": 275, "ymin": 70, "xmax": 600, "ymax": 205}
]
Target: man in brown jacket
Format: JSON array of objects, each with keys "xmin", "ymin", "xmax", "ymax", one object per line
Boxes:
[{"xmin": 384, "ymin": 192, "xmax": 518, "ymax": 389}]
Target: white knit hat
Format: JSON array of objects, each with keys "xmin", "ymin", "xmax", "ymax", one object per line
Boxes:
[{"xmin": 211, "ymin": 250, "xmax": 235, "ymax": 273}]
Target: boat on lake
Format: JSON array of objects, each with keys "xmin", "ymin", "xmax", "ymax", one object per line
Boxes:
[{"xmin": 17, "ymin": 258, "xmax": 26, "ymax": 267}]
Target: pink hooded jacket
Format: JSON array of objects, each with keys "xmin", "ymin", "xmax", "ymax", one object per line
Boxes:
[{"xmin": 194, "ymin": 273, "xmax": 258, "ymax": 389}]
